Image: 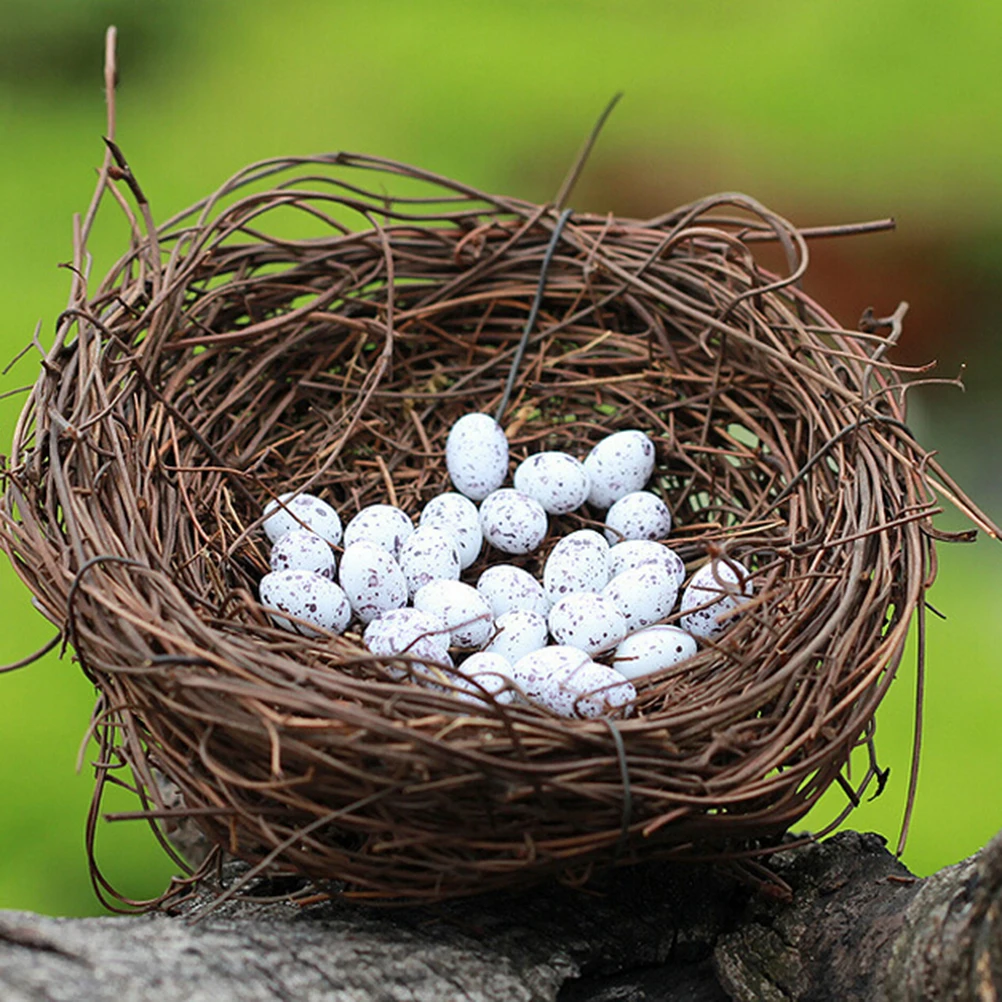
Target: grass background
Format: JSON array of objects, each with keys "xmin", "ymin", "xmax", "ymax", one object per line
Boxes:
[{"xmin": 1, "ymin": 0, "xmax": 1000, "ymax": 915}]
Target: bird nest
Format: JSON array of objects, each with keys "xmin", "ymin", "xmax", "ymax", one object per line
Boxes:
[{"xmin": 1, "ymin": 149, "xmax": 993, "ymax": 908}]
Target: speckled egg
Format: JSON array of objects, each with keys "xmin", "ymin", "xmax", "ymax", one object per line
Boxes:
[
  {"xmin": 259, "ymin": 569, "xmax": 351, "ymax": 637},
  {"xmin": 582, "ymin": 430, "xmax": 657, "ymax": 509},
  {"xmin": 419, "ymin": 492, "xmax": 483, "ymax": 570},
  {"xmin": 479, "ymin": 489, "xmax": 548, "ymax": 555},
  {"xmin": 610, "ymin": 625, "xmax": 697, "ymax": 680},
  {"xmin": 510, "ymin": 645, "xmax": 636, "ymax": 719},
  {"xmin": 602, "ymin": 562, "xmax": 679, "ymax": 633},
  {"xmin": 548, "ymin": 592, "xmax": 628, "ymax": 656},
  {"xmin": 263, "ymin": 492, "xmax": 343, "ymax": 546},
  {"xmin": 482, "ymin": 609, "xmax": 549, "ymax": 664},
  {"xmin": 680, "ymin": 558, "xmax": 753, "ymax": 639},
  {"xmin": 269, "ymin": 528, "xmax": 336, "ymax": 580},
  {"xmin": 476, "ymin": 564, "xmax": 550, "ymax": 618},
  {"xmin": 413, "ymin": 579, "xmax": 493, "ymax": 648},
  {"xmin": 338, "ymin": 541, "xmax": 408, "ymax": 624},
  {"xmin": 398, "ymin": 525, "xmax": 461, "ymax": 598},
  {"xmin": 608, "ymin": 539, "xmax": 686, "ymax": 588},
  {"xmin": 446, "ymin": 413, "xmax": 509, "ymax": 501},
  {"xmin": 342, "ymin": 504, "xmax": 414, "ymax": 559},
  {"xmin": 603, "ymin": 491, "xmax": 673, "ymax": 544},
  {"xmin": 363, "ymin": 607, "xmax": 451, "ymax": 661},
  {"xmin": 450, "ymin": 651, "xmax": 517, "ymax": 706},
  {"xmin": 513, "ymin": 451, "xmax": 590, "ymax": 514},
  {"xmin": 542, "ymin": 529, "xmax": 610, "ymax": 603}
]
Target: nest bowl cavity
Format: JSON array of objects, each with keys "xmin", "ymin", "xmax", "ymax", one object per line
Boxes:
[{"xmin": 1, "ymin": 152, "xmax": 987, "ymax": 906}]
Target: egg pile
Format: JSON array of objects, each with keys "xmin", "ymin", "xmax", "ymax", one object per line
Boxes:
[{"xmin": 256, "ymin": 413, "xmax": 753, "ymax": 719}]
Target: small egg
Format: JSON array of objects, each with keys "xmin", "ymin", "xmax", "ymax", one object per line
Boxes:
[
  {"xmin": 510, "ymin": 646, "xmax": 636, "ymax": 719},
  {"xmin": 269, "ymin": 528, "xmax": 336, "ymax": 580},
  {"xmin": 419, "ymin": 492, "xmax": 483, "ymax": 569},
  {"xmin": 479, "ymin": 488, "xmax": 548, "ymax": 555},
  {"xmin": 259, "ymin": 569, "xmax": 351, "ymax": 636},
  {"xmin": 603, "ymin": 491, "xmax": 673, "ymax": 544},
  {"xmin": 342, "ymin": 504, "xmax": 414, "ymax": 559},
  {"xmin": 608, "ymin": 539, "xmax": 686, "ymax": 588},
  {"xmin": 363, "ymin": 607, "xmax": 451, "ymax": 661},
  {"xmin": 513, "ymin": 452, "xmax": 590, "ymax": 514},
  {"xmin": 482, "ymin": 610, "xmax": 549, "ymax": 664},
  {"xmin": 610, "ymin": 625, "xmax": 697, "ymax": 680},
  {"xmin": 476, "ymin": 564, "xmax": 550, "ymax": 618},
  {"xmin": 413, "ymin": 579, "xmax": 493, "ymax": 648},
  {"xmin": 450, "ymin": 651, "xmax": 517, "ymax": 706},
  {"xmin": 548, "ymin": 592, "xmax": 627, "ymax": 656},
  {"xmin": 583, "ymin": 430, "xmax": 657, "ymax": 509},
  {"xmin": 398, "ymin": 525, "xmax": 461, "ymax": 598},
  {"xmin": 446, "ymin": 413, "xmax": 509, "ymax": 501},
  {"xmin": 338, "ymin": 541, "xmax": 408, "ymax": 624},
  {"xmin": 680, "ymin": 558, "xmax": 753, "ymax": 639},
  {"xmin": 542, "ymin": 529, "xmax": 610, "ymax": 603},
  {"xmin": 602, "ymin": 562, "xmax": 679, "ymax": 633},
  {"xmin": 263, "ymin": 491, "xmax": 343, "ymax": 546}
]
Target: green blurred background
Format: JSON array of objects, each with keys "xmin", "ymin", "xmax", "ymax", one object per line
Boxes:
[{"xmin": 1, "ymin": 0, "xmax": 1000, "ymax": 916}]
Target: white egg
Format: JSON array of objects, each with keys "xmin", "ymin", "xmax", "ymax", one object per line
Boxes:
[
  {"xmin": 602, "ymin": 562, "xmax": 679, "ymax": 633},
  {"xmin": 583, "ymin": 430, "xmax": 657, "ymax": 509},
  {"xmin": 510, "ymin": 645, "xmax": 636, "ymax": 719},
  {"xmin": 419, "ymin": 492, "xmax": 483, "ymax": 569},
  {"xmin": 263, "ymin": 491, "xmax": 343, "ymax": 546},
  {"xmin": 513, "ymin": 451, "xmax": 590, "ymax": 514},
  {"xmin": 259, "ymin": 569, "xmax": 351, "ymax": 636},
  {"xmin": 482, "ymin": 609, "xmax": 549, "ymax": 664},
  {"xmin": 398, "ymin": 525, "xmax": 461, "ymax": 598},
  {"xmin": 450, "ymin": 651, "xmax": 517, "ymax": 706},
  {"xmin": 446, "ymin": 413, "xmax": 509, "ymax": 501},
  {"xmin": 608, "ymin": 539, "xmax": 686, "ymax": 588},
  {"xmin": 542, "ymin": 529, "xmax": 610, "ymax": 603},
  {"xmin": 479, "ymin": 488, "xmax": 548, "ymax": 555},
  {"xmin": 680, "ymin": 558, "xmax": 753, "ymax": 639},
  {"xmin": 548, "ymin": 592, "xmax": 628, "ymax": 656},
  {"xmin": 603, "ymin": 491, "xmax": 673, "ymax": 544},
  {"xmin": 338, "ymin": 541, "xmax": 408, "ymax": 624},
  {"xmin": 413, "ymin": 579, "xmax": 493, "ymax": 648},
  {"xmin": 363, "ymin": 607, "xmax": 451, "ymax": 661},
  {"xmin": 269, "ymin": 528, "xmax": 336, "ymax": 580},
  {"xmin": 476, "ymin": 564, "xmax": 550, "ymax": 618},
  {"xmin": 610, "ymin": 625, "xmax": 697, "ymax": 681},
  {"xmin": 342, "ymin": 504, "xmax": 414, "ymax": 559}
]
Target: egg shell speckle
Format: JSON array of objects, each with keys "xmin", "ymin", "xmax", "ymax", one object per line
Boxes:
[
  {"xmin": 263, "ymin": 492, "xmax": 343, "ymax": 546},
  {"xmin": 479, "ymin": 488, "xmax": 548, "ymax": 555},
  {"xmin": 269, "ymin": 529, "xmax": 336, "ymax": 580},
  {"xmin": 451, "ymin": 651, "xmax": 517, "ymax": 706},
  {"xmin": 446, "ymin": 413, "xmax": 509, "ymax": 501},
  {"xmin": 542, "ymin": 529, "xmax": 610, "ymax": 602},
  {"xmin": 602, "ymin": 562, "xmax": 679, "ymax": 633},
  {"xmin": 419, "ymin": 492, "xmax": 483, "ymax": 569},
  {"xmin": 513, "ymin": 451, "xmax": 590, "ymax": 514},
  {"xmin": 548, "ymin": 592, "xmax": 627, "ymax": 656},
  {"xmin": 343, "ymin": 504, "xmax": 414, "ymax": 559},
  {"xmin": 583, "ymin": 430, "xmax": 657, "ymax": 509},
  {"xmin": 680, "ymin": 559, "xmax": 753, "ymax": 639},
  {"xmin": 476, "ymin": 564, "xmax": 550, "ymax": 618},
  {"xmin": 338, "ymin": 541, "xmax": 408, "ymax": 624},
  {"xmin": 510, "ymin": 646, "xmax": 636, "ymax": 719},
  {"xmin": 603, "ymin": 491, "xmax": 673, "ymax": 544},
  {"xmin": 482, "ymin": 609, "xmax": 549, "ymax": 664},
  {"xmin": 363, "ymin": 607, "xmax": 451, "ymax": 660},
  {"xmin": 398, "ymin": 525, "xmax": 461, "ymax": 598},
  {"xmin": 611, "ymin": 625, "xmax": 697, "ymax": 680},
  {"xmin": 608, "ymin": 539, "xmax": 685, "ymax": 588},
  {"xmin": 413, "ymin": 579, "xmax": 494, "ymax": 648},
  {"xmin": 259, "ymin": 569, "xmax": 351, "ymax": 636}
]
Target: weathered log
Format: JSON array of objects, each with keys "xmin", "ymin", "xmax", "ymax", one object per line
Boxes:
[{"xmin": 0, "ymin": 829, "xmax": 998, "ymax": 1001}]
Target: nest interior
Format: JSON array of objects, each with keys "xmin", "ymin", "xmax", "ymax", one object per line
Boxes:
[{"xmin": 2, "ymin": 151, "xmax": 993, "ymax": 906}]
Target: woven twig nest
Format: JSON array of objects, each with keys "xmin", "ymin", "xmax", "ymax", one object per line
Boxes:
[{"xmin": 2, "ymin": 151, "xmax": 994, "ymax": 906}]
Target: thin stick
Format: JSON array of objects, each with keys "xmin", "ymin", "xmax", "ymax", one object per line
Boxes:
[{"xmin": 554, "ymin": 92, "xmax": 623, "ymax": 212}]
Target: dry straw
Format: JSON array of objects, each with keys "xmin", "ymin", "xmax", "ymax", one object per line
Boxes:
[{"xmin": 2, "ymin": 35, "xmax": 998, "ymax": 910}]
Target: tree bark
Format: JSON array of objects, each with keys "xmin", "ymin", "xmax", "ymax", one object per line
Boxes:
[{"xmin": 0, "ymin": 829, "xmax": 998, "ymax": 1001}]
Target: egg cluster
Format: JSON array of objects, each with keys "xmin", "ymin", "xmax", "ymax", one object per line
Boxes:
[{"xmin": 256, "ymin": 413, "xmax": 753, "ymax": 719}]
